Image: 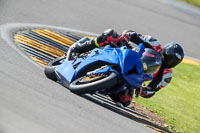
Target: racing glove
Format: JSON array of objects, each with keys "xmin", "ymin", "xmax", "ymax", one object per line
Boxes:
[
  {"xmin": 135, "ymin": 86, "xmax": 155, "ymax": 98},
  {"xmin": 119, "ymin": 30, "xmax": 134, "ymax": 42},
  {"xmin": 120, "ymin": 30, "xmax": 154, "ymax": 49}
]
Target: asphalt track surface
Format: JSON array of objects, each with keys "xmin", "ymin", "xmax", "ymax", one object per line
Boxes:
[{"xmin": 0, "ymin": 0, "xmax": 200, "ymax": 133}]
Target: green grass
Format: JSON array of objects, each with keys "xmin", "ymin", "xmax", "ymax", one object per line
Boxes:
[
  {"xmin": 180, "ymin": 0, "xmax": 200, "ymax": 7},
  {"xmin": 135, "ymin": 63, "xmax": 200, "ymax": 133}
]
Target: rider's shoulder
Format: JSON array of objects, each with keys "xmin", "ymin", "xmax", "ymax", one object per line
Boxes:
[{"xmin": 142, "ymin": 35, "xmax": 163, "ymax": 53}]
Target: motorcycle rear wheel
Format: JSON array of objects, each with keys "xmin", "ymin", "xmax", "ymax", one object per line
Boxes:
[{"xmin": 69, "ymin": 72, "xmax": 118, "ymax": 95}]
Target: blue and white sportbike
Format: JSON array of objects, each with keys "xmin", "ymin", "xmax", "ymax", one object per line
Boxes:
[{"xmin": 44, "ymin": 37, "xmax": 162, "ymax": 95}]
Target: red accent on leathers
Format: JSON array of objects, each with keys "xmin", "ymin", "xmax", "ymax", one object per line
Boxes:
[
  {"xmin": 145, "ymin": 53, "xmax": 156, "ymax": 57},
  {"xmin": 163, "ymin": 68, "xmax": 172, "ymax": 75},
  {"xmin": 99, "ymin": 36, "xmax": 120, "ymax": 46},
  {"xmin": 107, "ymin": 36, "xmax": 120, "ymax": 44},
  {"xmin": 141, "ymin": 35, "xmax": 162, "ymax": 53},
  {"xmin": 152, "ymin": 45, "xmax": 162, "ymax": 53},
  {"xmin": 153, "ymin": 68, "xmax": 172, "ymax": 78},
  {"xmin": 99, "ymin": 41, "xmax": 107, "ymax": 46}
]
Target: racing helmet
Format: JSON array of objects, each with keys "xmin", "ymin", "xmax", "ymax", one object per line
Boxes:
[
  {"xmin": 161, "ymin": 42, "xmax": 184, "ymax": 68},
  {"xmin": 141, "ymin": 48, "xmax": 162, "ymax": 74}
]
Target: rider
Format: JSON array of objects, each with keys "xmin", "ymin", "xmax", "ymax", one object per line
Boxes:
[{"xmin": 71, "ymin": 29, "xmax": 184, "ymax": 107}]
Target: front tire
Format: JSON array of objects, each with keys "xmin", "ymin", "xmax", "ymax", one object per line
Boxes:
[
  {"xmin": 44, "ymin": 57, "xmax": 65, "ymax": 81},
  {"xmin": 69, "ymin": 72, "xmax": 118, "ymax": 95}
]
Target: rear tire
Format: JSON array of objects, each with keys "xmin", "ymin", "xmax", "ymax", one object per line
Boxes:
[
  {"xmin": 69, "ymin": 72, "xmax": 118, "ymax": 95},
  {"xmin": 44, "ymin": 57, "xmax": 65, "ymax": 81}
]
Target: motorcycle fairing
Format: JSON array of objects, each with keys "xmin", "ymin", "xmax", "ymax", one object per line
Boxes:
[
  {"xmin": 118, "ymin": 47, "xmax": 144, "ymax": 89},
  {"xmin": 55, "ymin": 47, "xmax": 120, "ymax": 87},
  {"xmin": 55, "ymin": 60, "xmax": 75, "ymax": 87},
  {"xmin": 56, "ymin": 45, "xmax": 144, "ymax": 89}
]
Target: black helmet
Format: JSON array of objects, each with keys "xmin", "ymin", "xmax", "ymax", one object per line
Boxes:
[
  {"xmin": 162, "ymin": 42, "xmax": 184, "ymax": 68},
  {"xmin": 141, "ymin": 48, "xmax": 162, "ymax": 74}
]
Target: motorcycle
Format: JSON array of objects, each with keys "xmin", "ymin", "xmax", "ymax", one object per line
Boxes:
[{"xmin": 44, "ymin": 37, "xmax": 161, "ymax": 95}]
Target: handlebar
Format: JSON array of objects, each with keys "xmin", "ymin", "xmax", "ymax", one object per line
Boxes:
[{"xmin": 66, "ymin": 48, "xmax": 72, "ymax": 61}]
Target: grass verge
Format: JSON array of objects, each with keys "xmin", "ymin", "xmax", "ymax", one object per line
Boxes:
[
  {"xmin": 135, "ymin": 63, "xmax": 200, "ymax": 133},
  {"xmin": 180, "ymin": 0, "xmax": 200, "ymax": 8}
]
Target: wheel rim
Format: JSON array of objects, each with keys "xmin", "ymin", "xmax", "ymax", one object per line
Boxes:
[{"xmin": 77, "ymin": 74, "xmax": 107, "ymax": 84}]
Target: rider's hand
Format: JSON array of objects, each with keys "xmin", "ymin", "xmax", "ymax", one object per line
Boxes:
[
  {"xmin": 120, "ymin": 31, "xmax": 132, "ymax": 43},
  {"xmin": 135, "ymin": 87, "xmax": 155, "ymax": 98},
  {"xmin": 69, "ymin": 46, "xmax": 80, "ymax": 59}
]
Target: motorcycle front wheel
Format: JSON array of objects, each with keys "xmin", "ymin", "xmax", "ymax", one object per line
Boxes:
[
  {"xmin": 69, "ymin": 72, "xmax": 118, "ymax": 95},
  {"xmin": 44, "ymin": 57, "xmax": 65, "ymax": 81}
]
